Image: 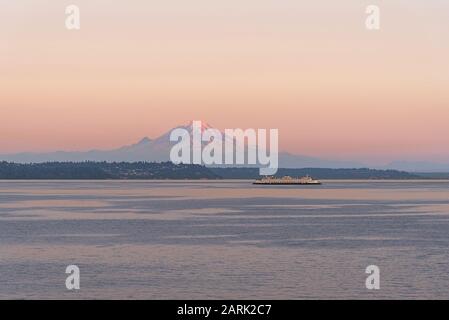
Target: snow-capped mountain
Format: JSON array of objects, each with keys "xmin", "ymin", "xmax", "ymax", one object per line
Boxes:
[
  {"xmin": 0, "ymin": 120, "xmax": 422, "ymax": 170},
  {"xmin": 0, "ymin": 121, "xmax": 216, "ymax": 163}
]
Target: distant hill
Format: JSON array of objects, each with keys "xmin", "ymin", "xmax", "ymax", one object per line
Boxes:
[
  {"xmin": 210, "ymin": 167, "xmax": 421, "ymax": 180},
  {"xmin": 380, "ymin": 161, "xmax": 449, "ymax": 173},
  {"xmin": 0, "ymin": 162, "xmax": 220, "ymax": 180},
  {"xmin": 413, "ymin": 172, "xmax": 449, "ymax": 179},
  {"xmin": 0, "ymin": 162, "xmax": 425, "ymax": 180}
]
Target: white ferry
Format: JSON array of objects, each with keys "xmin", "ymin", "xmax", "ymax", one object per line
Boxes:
[{"xmin": 253, "ymin": 175, "xmax": 322, "ymax": 185}]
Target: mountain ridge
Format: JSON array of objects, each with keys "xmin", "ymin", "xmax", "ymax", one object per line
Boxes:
[{"xmin": 1, "ymin": 122, "xmax": 448, "ymax": 172}]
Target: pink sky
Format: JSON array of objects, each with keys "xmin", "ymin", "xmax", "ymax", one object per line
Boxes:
[{"xmin": 1, "ymin": 1, "xmax": 449, "ymax": 164}]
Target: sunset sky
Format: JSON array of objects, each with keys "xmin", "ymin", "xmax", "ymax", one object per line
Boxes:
[{"xmin": 1, "ymin": 1, "xmax": 449, "ymax": 164}]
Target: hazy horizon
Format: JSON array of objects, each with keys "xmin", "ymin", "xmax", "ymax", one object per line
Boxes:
[{"xmin": 2, "ymin": 1, "xmax": 449, "ymax": 164}]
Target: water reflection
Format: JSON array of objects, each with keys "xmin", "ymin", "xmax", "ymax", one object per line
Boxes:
[{"xmin": 1, "ymin": 180, "xmax": 449, "ymax": 299}]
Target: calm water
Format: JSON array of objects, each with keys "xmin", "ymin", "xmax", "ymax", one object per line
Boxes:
[{"xmin": 1, "ymin": 180, "xmax": 449, "ymax": 299}]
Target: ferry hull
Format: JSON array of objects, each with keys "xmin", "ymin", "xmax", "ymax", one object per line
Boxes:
[{"xmin": 253, "ymin": 182, "xmax": 322, "ymax": 185}]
